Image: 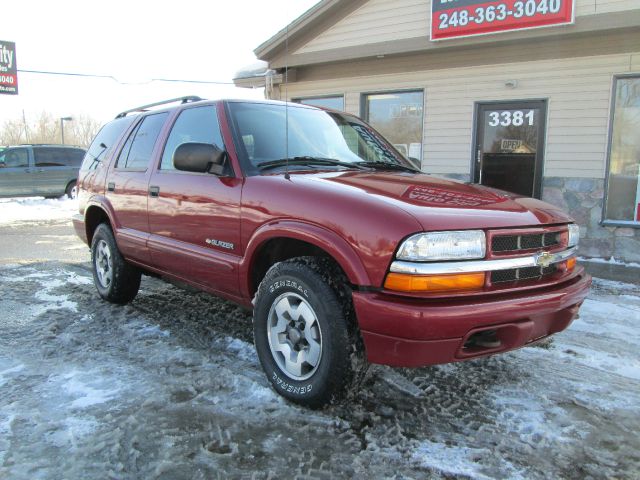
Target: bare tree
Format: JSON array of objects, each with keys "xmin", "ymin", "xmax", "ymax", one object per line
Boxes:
[
  {"xmin": 0, "ymin": 111, "xmax": 102, "ymax": 148},
  {"xmin": 68, "ymin": 115, "xmax": 102, "ymax": 148},
  {"xmin": 0, "ymin": 118, "xmax": 27, "ymax": 145}
]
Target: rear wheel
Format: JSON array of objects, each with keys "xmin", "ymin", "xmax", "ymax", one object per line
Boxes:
[
  {"xmin": 253, "ymin": 257, "xmax": 367, "ymax": 408},
  {"xmin": 66, "ymin": 180, "xmax": 78, "ymax": 199},
  {"xmin": 91, "ymin": 223, "xmax": 141, "ymax": 304}
]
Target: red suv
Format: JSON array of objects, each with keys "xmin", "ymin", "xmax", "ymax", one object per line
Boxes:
[{"xmin": 74, "ymin": 97, "xmax": 591, "ymax": 407}]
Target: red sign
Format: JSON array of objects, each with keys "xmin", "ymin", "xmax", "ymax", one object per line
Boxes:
[{"xmin": 430, "ymin": 0, "xmax": 575, "ymax": 41}]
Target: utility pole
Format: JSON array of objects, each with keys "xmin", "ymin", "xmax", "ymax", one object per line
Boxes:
[
  {"xmin": 60, "ymin": 116, "xmax": 72, "ymax": 144},
  {"xmin": 22, "ymin": 109, "xmax": 29, "ymax": 143}
]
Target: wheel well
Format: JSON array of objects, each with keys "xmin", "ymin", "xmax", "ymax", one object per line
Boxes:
[
  {"xmin": 85, "ymin": 206, "xmax": 110, "ymax": 245},
  {"xmin": 250, "ymin": 238, "xmax": 345, "ymax": 296}
]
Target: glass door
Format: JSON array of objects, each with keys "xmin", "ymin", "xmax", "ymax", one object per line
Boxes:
[{"xmin": 473, "ymin": 100, "xmax": 547, "ymax": 198}]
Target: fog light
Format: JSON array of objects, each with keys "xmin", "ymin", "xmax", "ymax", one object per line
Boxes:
[{"xmin": 384, "ymin": 272, "xmax": 485, "ymax": 292}]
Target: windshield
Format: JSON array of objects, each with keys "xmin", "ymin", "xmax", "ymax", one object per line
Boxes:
[{"xmin": 227, "ymin": 102, "xmax": 420, "ymax": 175}]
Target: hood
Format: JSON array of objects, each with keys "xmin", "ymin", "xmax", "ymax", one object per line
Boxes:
[{"xmin": 303, "ymin": 171, "xmax": 573, "ymax": 231}]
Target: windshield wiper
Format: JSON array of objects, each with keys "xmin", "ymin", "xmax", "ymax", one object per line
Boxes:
[
  {"xmin": 356, "ymin": 161, "xmax": 420, "ymax": 173},
  {"xmin": 257, "ymin": 156, "xmax": 368, "ymax": 171}
]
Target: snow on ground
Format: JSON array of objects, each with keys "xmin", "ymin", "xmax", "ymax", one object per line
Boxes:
[
  {"xmin": 0, "ymin": 197, "xmax": 77, "ymax": 225},
  {"xmin": 0, "ymin": 261, "xmax": 639, "ymax": 479}
]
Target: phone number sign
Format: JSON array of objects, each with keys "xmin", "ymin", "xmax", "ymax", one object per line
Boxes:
[
  {"xmin": 0, "ymin": 40, "xmax": 18, "ymax": 95},
  {"xmin": 431, "ymin": 0, "xmax": 575, "ymax": 41}
]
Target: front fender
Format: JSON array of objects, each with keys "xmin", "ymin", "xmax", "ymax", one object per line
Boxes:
[{"xmin": 239, "ymin": 220, "xmax": 372, "ymax": 298}]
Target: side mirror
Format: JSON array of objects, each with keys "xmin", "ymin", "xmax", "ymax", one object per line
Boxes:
[{"xmin": 173, "ymin": 142, "xmax": 226, "ymax": 175}]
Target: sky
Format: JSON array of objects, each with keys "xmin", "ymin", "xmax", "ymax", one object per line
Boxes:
[{"xmin": 0, "ymin": 0, "xmax": 319, "ymax": 126}]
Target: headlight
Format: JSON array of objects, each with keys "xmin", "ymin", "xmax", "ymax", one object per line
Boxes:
[
  {"xmin": 396, "ymin": 230, "xmax": 486, "ymax": 261},
  {"xmin": 567, "ymin": 224, "xmax": 580, "ymax": 247}
]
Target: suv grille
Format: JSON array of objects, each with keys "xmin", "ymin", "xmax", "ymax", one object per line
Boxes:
[
  {"xmin": 491, "ymin": 265, "xmax": 557, "ymax": 284},
  {"xmin": 492, "ymin": 232, "xmax": 560, "ymax": 253}
]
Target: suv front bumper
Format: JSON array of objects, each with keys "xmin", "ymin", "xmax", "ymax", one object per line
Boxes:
[{"xmin": 353, "ymin": 268, "xmax": 591, "ymax": 367}]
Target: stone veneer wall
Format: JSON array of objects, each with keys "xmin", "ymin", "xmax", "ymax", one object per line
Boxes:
[
  {"xmin": 542, "ymin": 177, "xmax": 640, "ymax": 264},
  {"xmin": 435, "ymin": 174, "xmax": 640, "ymax": 263}
]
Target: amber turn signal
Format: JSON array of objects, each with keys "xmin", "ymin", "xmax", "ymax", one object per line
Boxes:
[
  {"xmin": 384, "ymin": 272, "xmax": 485, "ymax": 293},
  {"xmin": 566, "ymin": 257, "xmax": 577, "ymax": 271}
]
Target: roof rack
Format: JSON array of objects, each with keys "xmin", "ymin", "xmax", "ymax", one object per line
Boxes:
[{"xmin": 115, "ymin": 96, "xmax": 204, "ymax": 118}]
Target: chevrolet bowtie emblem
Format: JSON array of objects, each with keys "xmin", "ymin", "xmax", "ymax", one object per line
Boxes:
[{"xmin": 535, "ymin": 251, "xmax": 554, "ymax": 268}]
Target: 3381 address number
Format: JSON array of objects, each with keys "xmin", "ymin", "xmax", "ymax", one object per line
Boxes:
[
  {"xmin": 439, "ymin": 0, "xmax": 563, "ymax": 29},
  {"xmin": 488, "ymin": 110, "xmax": 535, "ymax": 127}
]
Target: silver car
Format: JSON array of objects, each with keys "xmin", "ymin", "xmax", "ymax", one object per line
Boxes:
[{"xmin": 0, "ymin": 144, "xmax": 86, "ymax": 198}]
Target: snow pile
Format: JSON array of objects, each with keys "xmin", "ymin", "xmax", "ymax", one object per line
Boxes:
[{"xmin": 0, "ymin": 197, "xmax": 77, "ymax": 225}]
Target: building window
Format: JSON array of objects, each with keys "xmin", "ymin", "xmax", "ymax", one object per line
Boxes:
[
  {"xmin": 295, "ymin": 96, "xmax": 344, "ymax": 111},
  {"xmin": 605, "ymin": 76, "xmax": 640, "ymax": 225},
  {"xmin": 364, "ymin": 90, "xmax": 424, "ymax": 161}
]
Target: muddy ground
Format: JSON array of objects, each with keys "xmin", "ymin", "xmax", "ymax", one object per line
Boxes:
[{"xmin": 0, "ymin": 213, "xmax": 638, "ymax": 479}]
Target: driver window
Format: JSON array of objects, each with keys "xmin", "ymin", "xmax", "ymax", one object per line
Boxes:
[
  {"xmin": 0, "ymin": 148, "xmax": 29, "ymax": 168},
  {"xmin": 160, "ymin": 105, "xmax": 225, "ymax": 172}
]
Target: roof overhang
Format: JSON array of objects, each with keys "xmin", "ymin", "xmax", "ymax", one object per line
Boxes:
[{"xmin": 254, "ymin": 0, "xmax": 368, "ymax": 62}]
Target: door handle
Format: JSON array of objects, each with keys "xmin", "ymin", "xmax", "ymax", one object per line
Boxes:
[
  {"xmin": 149, "ymin": 186, "xmax": 160, "ymax": 198},
  {"xmin": 107, "ymin": 182, "xmax": 115, "ymax": 192}
]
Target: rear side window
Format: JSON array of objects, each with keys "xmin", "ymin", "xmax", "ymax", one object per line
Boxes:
[
  {"xmin": 67, "ymin": 149, "xmax": 86, "ymax": 166},
  {"xmin": 0, "ymin": 148, "xmax": 29, "ymax": 168},
  {"xmin": 117, "ymin": 113, "xmax": 168, "ymax": 170},
  {"xmin": 160, "ymin": 106, "xmax": 224, "ymax": 170},
  {"xmin": 81, "ymin": 116, "xmax": 136, "ymax": 170},
  {"xmin": 34, "ymin": 147, "xmax": 85, "ymax": 167}
]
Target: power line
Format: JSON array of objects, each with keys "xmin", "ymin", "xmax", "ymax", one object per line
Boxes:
[{"xmin": 17, "ymin": 69, "xmax": 235, "ymax": 85}]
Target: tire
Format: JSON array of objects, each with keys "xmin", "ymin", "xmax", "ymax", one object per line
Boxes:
[
  {"xmin": 66, "ymin": 180, "xmax": 78, "ymax": 199},
  {"xmin": 253, "ymin": 256, "xmax": 367, "ymax": 408},
  {"xmin": 90, "ymin": 223, "xmax": 141, "ymax": 304}
]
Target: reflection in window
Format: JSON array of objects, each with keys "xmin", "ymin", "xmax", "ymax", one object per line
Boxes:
[
  {"xmin": 605, "ymin": 77, "xmax": 640, "ymax": 223},
  {"xmin": 117, "ymin": 112, "xmax": 168, "ymax": 170},
  {"xmin": 82, "ymin": 116, "xmax": 135, "ymax": 171},
  {"xmin": 161, "ymin": 106, "xmax": 225, "ymax": 171},
  {"xmin": 227, "ymin": 102, "xmax": 411, "ymax": 174},
  {"xmin": 295, "ymin": 96, "xmax": 344, "ymax": 111},
  {"xmin": 364, "ymin": 91, "xmax": 424, "ymax": 161}
]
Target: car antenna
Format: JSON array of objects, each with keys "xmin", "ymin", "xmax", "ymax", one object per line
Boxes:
[{"xmin": 284, "ymin": 19, "xmax": 290, "ymax": 180}]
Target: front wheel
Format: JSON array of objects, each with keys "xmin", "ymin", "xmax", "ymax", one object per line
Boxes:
[
  {"xmin": 253, "ymin": 257, "xmax": 366, "ymax": 408},
  {"xmin": 91, "ymin": 223, "xmax": 141, "ymax": 304}
]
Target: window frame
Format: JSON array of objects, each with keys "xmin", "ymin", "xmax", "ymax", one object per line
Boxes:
[
  {"xmin": 360, "ymin": 88, "xmax": 426, "ymax": 163},
  {"xmin": 602, "ymin": 73, "xmax": 640, "ymax": 228},
  {"xmin": 293, "ymin": 95, "xmax": 345, "ymax": 111}
]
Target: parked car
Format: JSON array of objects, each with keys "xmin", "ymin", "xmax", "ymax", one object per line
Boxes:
[
  {"xmin": 0, "ymin": 144, "xmax": 86, "ymax": 198},
  {"xmin": 73, "ymin": 97, "xmax": 591, "ymax": 408}
]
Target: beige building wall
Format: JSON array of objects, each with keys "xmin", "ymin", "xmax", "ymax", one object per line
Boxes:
[
  {"xmin": 279, "ymin": 49, "xmax": 639, "ymax": 179},
  {"xmin": 296, "ymin": 0, "xmax": 638, "ymax": 54}
]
